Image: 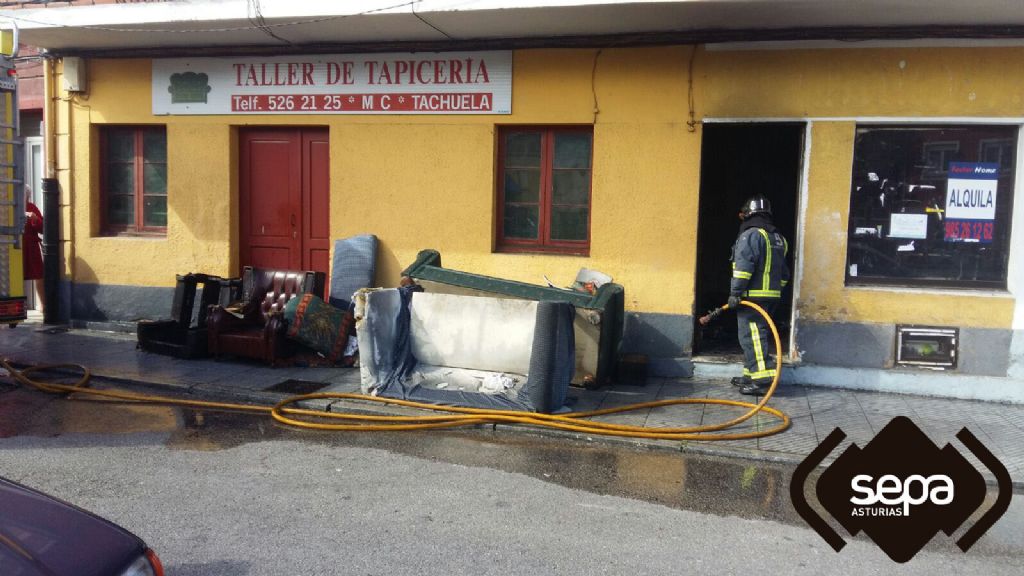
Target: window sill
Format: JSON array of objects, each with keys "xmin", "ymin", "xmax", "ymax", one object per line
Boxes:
[
  {"xmin": 98, "ymin": 231, "xmax": 167, "ymax": 239},
  {"xmin": 844, "ymin": 283, "xmax": 1012, "ymax": 298},
  {"xmin": 495, "ymin": 245, "xmax": 590, "ymax": 257}
]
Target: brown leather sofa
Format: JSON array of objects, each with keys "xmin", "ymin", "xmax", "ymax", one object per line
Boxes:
[{"xmin": 207, "ymin": 266, "xmax": 326, "ymax": 366}]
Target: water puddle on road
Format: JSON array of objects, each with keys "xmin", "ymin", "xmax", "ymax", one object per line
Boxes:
[
  {"xmin": 4, "ymin": 385, "xmax": 1019, "ymax": 555},
  {"xmin": 1, "ymin": 386, "xmax": 802, "ymax": 524}
]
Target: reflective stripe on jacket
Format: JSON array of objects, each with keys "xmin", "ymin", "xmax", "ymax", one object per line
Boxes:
[{"xmin": 731, "ymin": 227, "xmax": 790, "ymax": 299}]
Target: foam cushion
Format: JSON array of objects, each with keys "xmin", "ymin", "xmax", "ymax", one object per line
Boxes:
[{"xmin": 409, "ymin": 292, "xmax": 537, "ymax": 375}]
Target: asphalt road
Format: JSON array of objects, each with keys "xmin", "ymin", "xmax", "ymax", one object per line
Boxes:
[{"xmin": 1, "ymin": 386, "xmax": 1021, "ymax": 575}]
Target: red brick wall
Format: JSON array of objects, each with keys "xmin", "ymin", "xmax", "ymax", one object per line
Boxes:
[{"xmin": 16, "ymin": 45, "xmax": 43, "ymax": 111}]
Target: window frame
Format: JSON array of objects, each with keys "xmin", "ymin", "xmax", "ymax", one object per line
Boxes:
[
  {"xmin": 495, "ymin": 125, "xmax": 593, "ymax": 256},
  {"xmin": 100, "ymin": 125, "xmax": 168, "ymax": 236},
  {"xmin": 844, "ymin": 123, "xmax": 1016, "ymax": 291},
  {"xmin": 979, "ymin": 138, "xmax": 1014, "ymax": 174}
]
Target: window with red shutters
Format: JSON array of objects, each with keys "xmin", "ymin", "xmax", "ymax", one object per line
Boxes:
[
  {"xmin": 100, "ymin": 126, "xmax": 167, "ymax": 235},
  {"xmin": 496, "ymin": 126, "xmax": 592, "ymax": 255}
]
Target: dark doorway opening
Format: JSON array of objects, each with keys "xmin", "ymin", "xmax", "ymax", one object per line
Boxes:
[{"xmin": 693, "ymin": 123, "xmax": 803, "ymax": 358}]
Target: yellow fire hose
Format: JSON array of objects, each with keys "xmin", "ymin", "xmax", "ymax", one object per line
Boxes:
[{"xmin": 1, "ymin": 300, "xmax": 789, "ymax": 441}]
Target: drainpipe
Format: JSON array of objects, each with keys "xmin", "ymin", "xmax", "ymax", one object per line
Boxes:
[
  {"xmin": 41, "ymin": 177, "xmax": 58, "ymax": 324},
  {"xmin": 43, "ymin": 56, "xmax": 55, "ymax": 179},
  {"xmin": 41, "ymin": 56, "xmax": 58, "ymax": 323}
]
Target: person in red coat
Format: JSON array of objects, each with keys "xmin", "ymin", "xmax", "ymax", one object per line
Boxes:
[{"xmin": 23, "ymin": 187, "xmax": 44, "ymax": 311}]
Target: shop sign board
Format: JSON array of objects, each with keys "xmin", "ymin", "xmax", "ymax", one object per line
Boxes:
[
  {"xmin": 944, "ymin": 162, "xmax": 998, "ymax": 243},
  {"xmin": 152, "ymin": 51, "xmax": 511, "ymax": 115}
]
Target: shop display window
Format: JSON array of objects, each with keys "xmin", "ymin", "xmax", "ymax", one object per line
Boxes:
[
  {"xmin": 496, "ymin": 126, "xmax": 592, "ymax": 255},
  {"xmin": 100, "ymin": 125, "xmax": 168, "ymax": 235},
  {"xmin": 845, "ymin": 125, "xmax": 1016, "ymax": 289}
]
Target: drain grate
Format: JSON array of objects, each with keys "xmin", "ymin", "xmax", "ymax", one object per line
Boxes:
[{"xmin": 264, "ymin": 379, "xmax": 330, "ymax": 395}]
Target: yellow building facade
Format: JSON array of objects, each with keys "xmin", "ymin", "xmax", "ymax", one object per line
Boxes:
[{"xmin": 49, "ymin": 44, "xmax": 1024, "ymax": 400}]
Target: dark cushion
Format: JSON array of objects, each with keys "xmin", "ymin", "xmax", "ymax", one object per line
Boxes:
[{"xmin": 283, "ymin": 293, "xmax": 353, "ymax": 362}]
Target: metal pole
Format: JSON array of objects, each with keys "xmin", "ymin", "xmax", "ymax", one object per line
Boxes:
[{"xmin": 41, "ymin": 177, "xmax": 58, "ymax": 324}]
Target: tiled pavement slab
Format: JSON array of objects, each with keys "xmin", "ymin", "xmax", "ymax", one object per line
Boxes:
[
  {"xmin": 757, "ymin": 431, "xmax": 820, "ymax": 455},
  {"xmin": 850, "ymin": 391, "xmax": 916, "ymax": 415}
]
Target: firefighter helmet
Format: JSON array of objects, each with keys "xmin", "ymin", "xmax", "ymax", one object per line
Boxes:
[{"xmin": 739, "ymin": 195, "xmax": 772, "ymax": 219}]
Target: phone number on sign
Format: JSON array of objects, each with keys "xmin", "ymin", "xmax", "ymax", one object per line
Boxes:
[
  {"xmin": 944, "ymin": 219, "xmax": 994, "ymax": 243},
  {"xmin": 230, "ymin": 93, "xmax": 493, "ymax": 112}
]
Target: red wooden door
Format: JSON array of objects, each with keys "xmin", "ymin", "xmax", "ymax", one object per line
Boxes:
[
  {"xmin": 302, "ymin": 131, "xmax": 331, "ymax": 277},
  {"xmin": 240, "ymin": 128, "xmax": 330, "ymax": 285}
]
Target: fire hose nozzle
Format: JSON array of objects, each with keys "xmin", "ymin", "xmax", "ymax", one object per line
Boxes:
[{"xmin": 699, "ymin": 305, "xmax": 729, "ymax": 326}]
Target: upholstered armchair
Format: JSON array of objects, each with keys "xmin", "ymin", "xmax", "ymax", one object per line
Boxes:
[{"xmin": 207, "ymin": 266, "xmax": 326, "ymax": 366}]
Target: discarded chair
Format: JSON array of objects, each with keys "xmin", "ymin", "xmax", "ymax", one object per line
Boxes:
[
  {"xmin": 137, "ymin": 273, "xmax": 239, "ymax": 359},
  {"xmin": 207, "ymin": 267, "xmax": 325, "ymax": 366}
]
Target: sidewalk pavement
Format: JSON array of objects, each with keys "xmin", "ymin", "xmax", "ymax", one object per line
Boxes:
[{"xmin": 2, "ymin": 321, "xmax": 1022, "ymax": 487}]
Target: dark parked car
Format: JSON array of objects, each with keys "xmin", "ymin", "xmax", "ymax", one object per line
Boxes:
[{"xmin": 0, "ymin": 476, "xmax": 163, "ymax": 576}]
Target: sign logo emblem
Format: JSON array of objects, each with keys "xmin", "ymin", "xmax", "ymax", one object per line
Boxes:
[
  {"xmin": 791, "ymin": 416, "xmax": 1011, "ymax": 562},
  {"xmin": 168, "ymin": 71, "xmax": 212, "ymax": 104}
]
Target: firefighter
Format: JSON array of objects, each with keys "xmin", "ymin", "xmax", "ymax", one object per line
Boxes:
[{"xmin": 728, "ymin": 194, "xmax": 790, "ymax": 396}]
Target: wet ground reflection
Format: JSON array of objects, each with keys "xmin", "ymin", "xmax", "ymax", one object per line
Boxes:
[
  {"xmin": 3, "ymin": 384, "xmax": 1020, "ymax": 558},
  {"xmin": 0, "ymin": 386, "xmax": 808, "ymax": 525}
]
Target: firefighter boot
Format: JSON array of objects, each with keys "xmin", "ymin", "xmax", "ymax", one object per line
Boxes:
[
  {"xmin": 731, "ymin": 376, "xmax": 752, "ymax": 388},
  {"xmin": 739, "ymin": 381, "xmax": 770, "ymax": 396}
]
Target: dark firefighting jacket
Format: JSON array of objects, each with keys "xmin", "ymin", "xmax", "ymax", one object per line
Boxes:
[{"xmin": 730, "ymin": 220, "xmax": 790, "ymax": 300}]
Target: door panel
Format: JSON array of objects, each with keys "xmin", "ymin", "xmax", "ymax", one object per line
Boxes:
[
  {"xmin": 240, "ymin": 128, "xmax": 329, "ymax": 293},
  {"xmin": 249, "ymin": 246, "xmax": 292, "ymax": 270},
  {"xmin": 303, "ymin": 132, "xmax": 331, "ymax": 273},
  {"xmin": 240, "ymin": 130, "xmax": 301, "ymax": 270},
  {"xmin": 248, "ymin": 142, "xmax": 296, "ymax": 238},
  {"xmin": 309, "ymin": 248, "xmax": 331, "ymax": 281}
]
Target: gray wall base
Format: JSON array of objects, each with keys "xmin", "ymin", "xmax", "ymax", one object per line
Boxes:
[
  {"xmin": 693, "ymin": 360, "xmax": 1024, "ymax": 403},
  {"xmin": 71, "ymin": 282, "xmax": 175, "ymax": 323},
  {"xmin": 620, "ymin": 311, "xmax": 691, "ymax": 356},
  {"xmin": 648, "ymin": 357, "xmax": 694, "ymax": 378},
  {"xmin": 619, "ymin": 311, "xmax": 692, "ymax": 378},
  {"xmin": 781, "ymin": 364, "xmax": 1024, "ymax": 404},
  {"xmin": 797, "ymin": 320, "xmax": 1014, "ymax": 377},
  {"xmin": 70, "ymin": 319, "xmax": 139, "ymax": 334},
  {"xmin": 1006, "ymin": 329, "xmax": 1024, "ymax": 380}
]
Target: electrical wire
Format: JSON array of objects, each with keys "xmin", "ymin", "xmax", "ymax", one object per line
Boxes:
[
  {"xmin": 412, "ymin": 0, "xmax": 453, "ymax": 40},
  {"xmin": 590, "ymin": 48, "xmax": 602, "ymax": 124},
  {"xmin": 1, "ymin": 300, "xmax": 789, "ymax": 442},
  {"xmin": 686, "ymin": 44, "xmax": 697, "ymax": 132},
  {"xmin": 247, "ymin": 0, "xmax": 292, "ymax": 45}
]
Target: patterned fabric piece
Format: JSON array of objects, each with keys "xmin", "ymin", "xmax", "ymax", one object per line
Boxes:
[{"xmin": 283, "ymin": 293, "xmax": 353, "ymax": 362}]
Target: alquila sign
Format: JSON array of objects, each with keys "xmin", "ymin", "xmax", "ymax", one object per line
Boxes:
[{"xmin": 152, "ymin": 51, "xmax": 512, "ymax": 115}]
